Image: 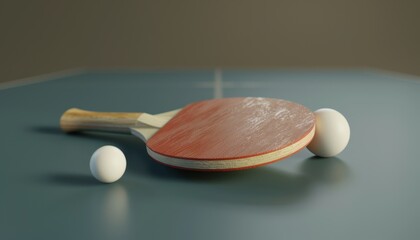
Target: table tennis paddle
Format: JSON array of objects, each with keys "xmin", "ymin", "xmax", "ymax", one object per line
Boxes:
[{"xmin": 60, "ymin": 97, "xmax": 315, "ymax": 171}]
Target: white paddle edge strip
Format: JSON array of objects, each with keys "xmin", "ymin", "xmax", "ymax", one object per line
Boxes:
[{"xmin": 145, "ymin": 126, "xmax": 315, "ymax": 170}]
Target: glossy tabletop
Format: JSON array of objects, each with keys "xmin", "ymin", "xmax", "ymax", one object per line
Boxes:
[{"xmin": 1, "ymin": 69, "xmax": 419, "ymax": 240}]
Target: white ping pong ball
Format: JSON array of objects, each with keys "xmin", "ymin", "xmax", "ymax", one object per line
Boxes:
[
  {"xmin": 307, "ymin": 108, "xmax": 350, "ymax": 157},
  {"xmin": 90, "ymin": 145, "xmax": 126, "ymax": 183}
]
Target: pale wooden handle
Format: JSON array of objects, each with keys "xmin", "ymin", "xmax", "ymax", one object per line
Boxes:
[{"xmin": 60, "ymin": 108, "xmax": 142, "ymax": 133}]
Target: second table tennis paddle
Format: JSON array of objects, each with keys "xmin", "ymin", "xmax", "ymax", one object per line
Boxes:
[{"xmin": 61, "ymin": 97, "xmax": 315, "ymax": 171}]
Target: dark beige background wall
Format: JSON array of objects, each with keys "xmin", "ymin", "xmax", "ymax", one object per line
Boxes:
[{"xmin": 1, "ymin": 0, "xmax": 419, "ymax": 83}]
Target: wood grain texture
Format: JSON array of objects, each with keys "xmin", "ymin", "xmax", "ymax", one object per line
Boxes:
[
  {"xmin": 147, "ymin": 97, "xmax": 315, "ymax": 160},
  {"xmin": 60, "ymin": 108, "xmax": 142, "ymax": 133}
]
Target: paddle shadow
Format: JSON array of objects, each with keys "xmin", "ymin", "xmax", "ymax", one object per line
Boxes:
[
  {"xmin": 164, "ymin": 167, "xmax": 313, "ymax": 206},
  {"xmin": 33, "ymin": 126, "xmax": 350, "ymax": 206}
]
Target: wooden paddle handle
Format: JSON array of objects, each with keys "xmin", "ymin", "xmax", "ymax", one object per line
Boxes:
[{"xmin": 60, "ymin": 108, "xmax": 142, "ymax": 133}]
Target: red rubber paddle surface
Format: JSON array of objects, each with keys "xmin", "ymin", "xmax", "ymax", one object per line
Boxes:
[{"xmin": 147, "ymin": 97, "xmax": 315, "ymax": 160}]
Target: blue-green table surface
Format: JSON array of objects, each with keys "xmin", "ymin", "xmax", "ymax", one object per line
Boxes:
[{"xmin": 1, "ymin": 69, "xmax": 419, "ymax": 240}]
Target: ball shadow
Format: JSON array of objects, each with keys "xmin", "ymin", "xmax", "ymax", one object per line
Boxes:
[
  {"xmin": 300, "ymin": 156, "xmax": 350, "ymax": 184},
  {"xmin": 43, "ymin": 173, "xmax": 102, "ymax": 186}
]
